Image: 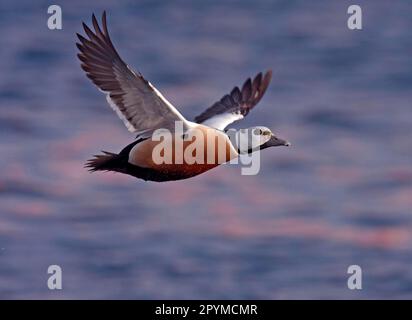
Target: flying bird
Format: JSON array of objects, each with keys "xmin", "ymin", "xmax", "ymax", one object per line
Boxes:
[{"xmin": 77, "ymin": 12, "xmax": 290, "ymax": 182}]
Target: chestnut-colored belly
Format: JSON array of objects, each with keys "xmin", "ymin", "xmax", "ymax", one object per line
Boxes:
[{"xmin": 129, "ymin": 125, "xmax": 238, "ymax": 177}]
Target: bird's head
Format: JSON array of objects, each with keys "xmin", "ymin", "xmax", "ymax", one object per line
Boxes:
[{"xmin": 232, "ymin": 126, "xmax": 290, "ymax": 154}]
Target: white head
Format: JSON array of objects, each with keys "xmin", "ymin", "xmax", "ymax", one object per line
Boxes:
[{"xmin": 230, "ymin": 126, "xmax": 290, "ymax": 154}]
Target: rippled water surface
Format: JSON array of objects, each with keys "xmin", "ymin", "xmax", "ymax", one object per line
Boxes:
[{"xmin": 0, "ymin": 0, "xmax": 412, "ymax": 299}]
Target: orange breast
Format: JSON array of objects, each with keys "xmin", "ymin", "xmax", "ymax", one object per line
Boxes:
[{"xmin": 129, "ymin": 125, "xmax": 238, "ymax": 177}]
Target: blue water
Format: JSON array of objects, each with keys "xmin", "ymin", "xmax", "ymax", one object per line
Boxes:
[{"xmin": 0, "ymin": 0, "xmax": 412, "ymax": 299}]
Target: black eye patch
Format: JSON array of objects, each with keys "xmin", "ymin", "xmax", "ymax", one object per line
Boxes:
[{"xmin": 253, "ymin": 128, "xmax": 262, "ymax": 135}]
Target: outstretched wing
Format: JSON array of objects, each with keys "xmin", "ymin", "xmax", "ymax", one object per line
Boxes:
[
  {"xmin": 76, "ymin": 12, "xmax": 188, "ymax": 135},
  {"xmin": 194, "ymin": 71, "xmax": 272, "ymax": 130}
]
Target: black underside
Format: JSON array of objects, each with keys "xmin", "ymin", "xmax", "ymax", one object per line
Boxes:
[{"xmin": 122, "ymin": 163, "xmax": 194, "ymax": 182}]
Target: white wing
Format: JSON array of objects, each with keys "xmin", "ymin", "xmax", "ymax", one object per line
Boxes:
[
  {"xmin": 77, "ymin": 12, "xmax": 188, "ymax": 135},
  {"xmin": 194, "ymin": 71, "xmax": 272, "ymax": 130},
  {"xmin": 201, "ymin": 113, "xmax": 244, "ymax": 131}
]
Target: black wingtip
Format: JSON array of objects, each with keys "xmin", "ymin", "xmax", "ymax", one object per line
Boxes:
[
  {"xmin": 92, "ymin": 13, "xmax": 102, "ymax": 35},
  {"xmin": 76, "ymin": 32, "xmax": 83, "ymax": 39},
  {"xmin": 75, "ymin": 33, "xmax": 84, "ymax": 45},
  {"xmin": 82, "ymin": 22, "xmax": 90, "ymax": 35},
  {"xmin": 91, "ymin": 13, "xmax": 97, "ymax": 26}
]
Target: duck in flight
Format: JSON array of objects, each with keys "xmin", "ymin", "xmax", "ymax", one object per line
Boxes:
[{"xmin": 77, "ymin": 12, "xmax": 290, "ymax": 182}]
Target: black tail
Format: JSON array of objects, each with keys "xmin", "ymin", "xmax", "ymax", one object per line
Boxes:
[{"xmin": 85, "ymin": 151, "xmax": 122, "ymax": 172}]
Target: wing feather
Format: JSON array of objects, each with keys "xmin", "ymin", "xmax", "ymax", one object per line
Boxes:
[
  {"xmin": 194, "ymin": 71, "xmax": 272, "ymax": 130},
  {"xmin": 76, "ymin": 12, "xmax": 187, "ymax": 134}
]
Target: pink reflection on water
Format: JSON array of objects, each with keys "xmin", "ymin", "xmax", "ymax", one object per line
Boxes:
[
  {"xmin": 384, "ymin": 187, "xmax": 412, "ymax": 209},
  {"xmin": 317, "ymin": 165, "xmax": 365, "ymax": 185},
  {"xmin": 10, "ymin": 201, "xmax": 52, "ymax": 217},
  {"xmin": 217, "ymin": 216, "xmax": 412, "ymax": 250}
]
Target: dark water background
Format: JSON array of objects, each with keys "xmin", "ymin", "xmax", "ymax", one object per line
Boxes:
[{"xmin": 0, "ymin": 0, "xmax": 411, "ymax": 299}]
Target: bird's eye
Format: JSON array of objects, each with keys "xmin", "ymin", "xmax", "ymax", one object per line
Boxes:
[{"xmin": 253, "ymin": 128, "xmax": 262, "ymax": 135}]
